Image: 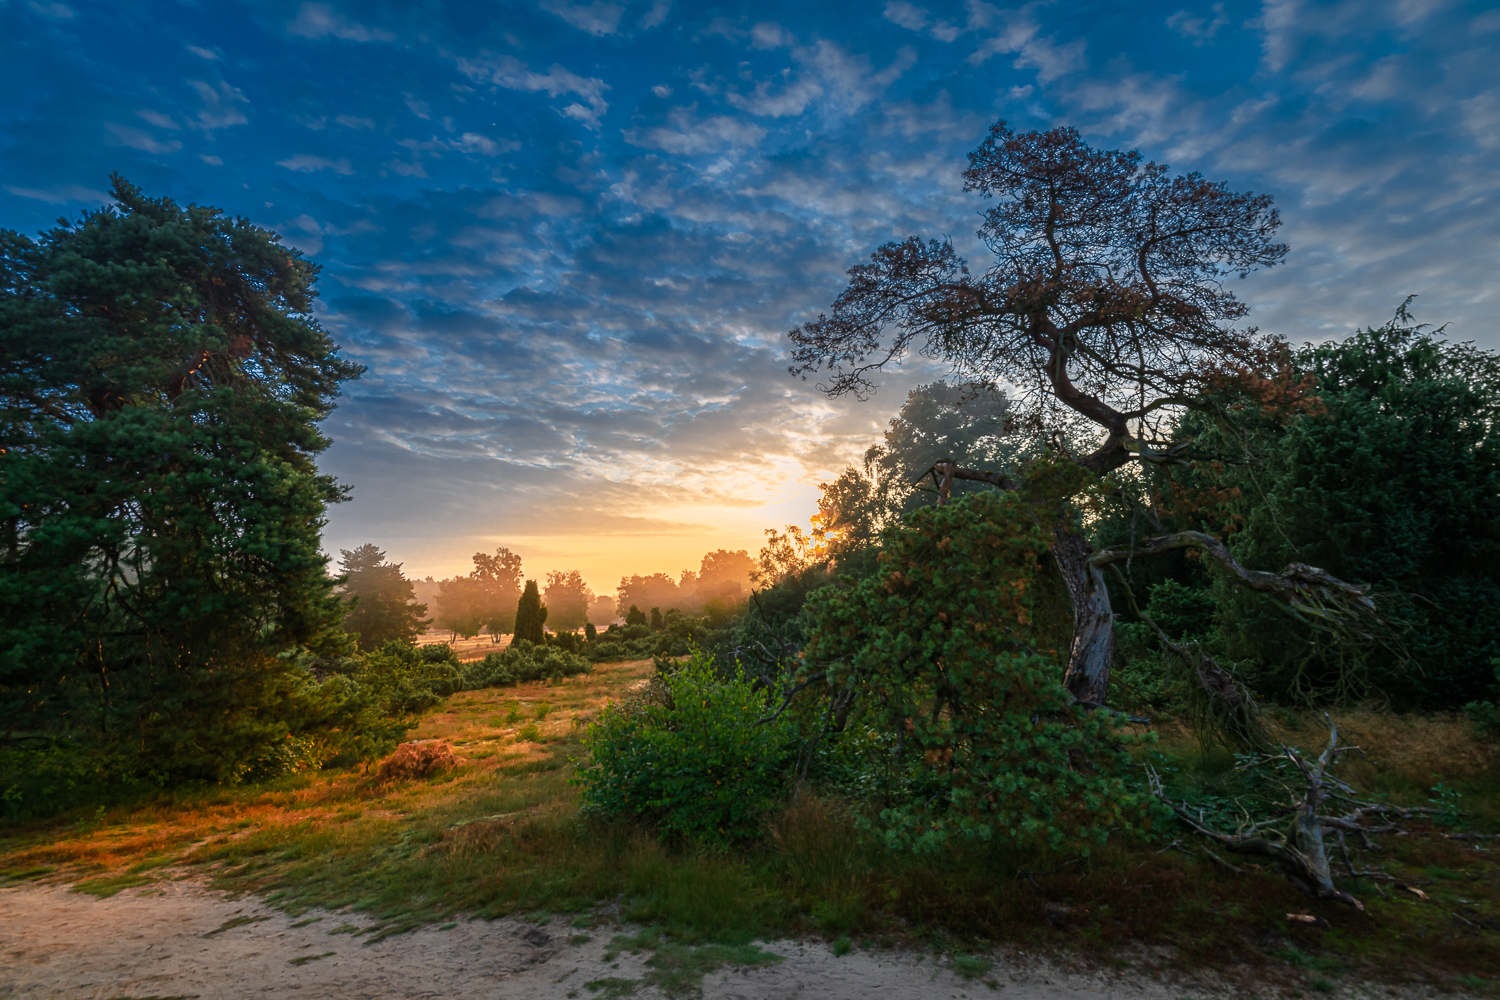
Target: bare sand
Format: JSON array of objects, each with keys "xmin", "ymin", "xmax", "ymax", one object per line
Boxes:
[{"xmin": 0, "ymin": 878, "xmax": 1236, "ymax": 1000}]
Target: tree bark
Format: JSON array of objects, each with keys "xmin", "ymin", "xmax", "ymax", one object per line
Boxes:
[
  {"xmin": 1052, "ymin": 526, "xmax": 1115, "ymax": 706},
  {"xmin": 932, "ymin": 461, "xmax": 1115, "ymax": 706}
]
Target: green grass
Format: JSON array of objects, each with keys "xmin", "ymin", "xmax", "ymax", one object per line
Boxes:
[
  {"xmin": 71, "ymin": 872, "xmax": 159, "ymax": 898},
  {"xmin": 287, "ymin": 951, "xmax": 336, "ymax": 967},
  {"xmin": 596, "ymin": 929, "xmax": 782, "ymax": 996},
  {"xmin": 950, "ymin": 954, "xmax": 994, "ymax": 979}
]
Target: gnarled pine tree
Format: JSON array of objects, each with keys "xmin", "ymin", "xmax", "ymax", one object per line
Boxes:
[{"xmin": 789, "ymin": 121, "xmax": 1371, "ymax": 716}]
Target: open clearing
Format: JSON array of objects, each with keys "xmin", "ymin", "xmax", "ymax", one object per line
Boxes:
[
  {"xmin": 2, "ymin": 658, "xmax": 1497, "ymax": 999},
  {"xmin": 0, "ymin": 878, "xmax": 1297, "ymax": 999}
]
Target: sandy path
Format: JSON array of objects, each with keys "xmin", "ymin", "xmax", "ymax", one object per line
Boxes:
[{"xmin": 0, "ymin": 880, "xmax": 1222, "ymax": 1000}]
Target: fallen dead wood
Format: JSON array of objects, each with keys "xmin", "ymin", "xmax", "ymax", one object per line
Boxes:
[{"xmin": 1148, "ymin": 716, "xmax": 1438, "ymax": 911}]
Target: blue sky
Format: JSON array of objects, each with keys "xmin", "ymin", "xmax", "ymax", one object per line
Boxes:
[{"xmin": 4, "ymin": 0, "xmax": 1498, "ymax": 590}]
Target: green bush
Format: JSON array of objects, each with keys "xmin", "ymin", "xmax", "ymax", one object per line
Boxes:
[
  {"xmin": 802, "ymin": 475, "xmax": 1163, "ymax": 855},
  {"xmin": 1463, "ymin": 659, "xmax": 1500, "ymax": 741},
  {"xmin": 574, "ymin": 649, "xmax": 797, "ymax": 843},
  {"xmin": 586, "ymin": 612, "xmax": 735, "ymax": 664},
  {"xmin": 460, "ymin": 640, "xmax": 591, "ymax": 688}
]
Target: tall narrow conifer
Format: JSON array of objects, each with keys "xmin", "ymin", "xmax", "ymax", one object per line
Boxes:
[{"xmin": 513, "ymin": 579, "xmax": 548, "ymax": 644}]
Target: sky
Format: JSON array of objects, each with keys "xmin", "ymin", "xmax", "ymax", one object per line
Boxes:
[{"xmin": 4, "ymin": 0, "xmax": 1498, "ymax": 596}]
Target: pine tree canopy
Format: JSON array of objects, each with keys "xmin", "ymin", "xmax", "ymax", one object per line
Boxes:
[
  {"xmin": 0, "ymin": 176, "xmax": 364, "ymax": 780},
  {"xmin": 339, "ymin": 544, "xmax": 431, "ymax": 648}
]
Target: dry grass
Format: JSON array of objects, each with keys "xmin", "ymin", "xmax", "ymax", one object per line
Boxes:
[{"xmin": 376, "ymin": 741, "xmax": 464, "ymax": 781}]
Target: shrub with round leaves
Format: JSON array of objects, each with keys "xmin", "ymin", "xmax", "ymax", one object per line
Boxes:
[{"xmin": 574, "ymin": 649, "xmax": 797, "ymax": 843}]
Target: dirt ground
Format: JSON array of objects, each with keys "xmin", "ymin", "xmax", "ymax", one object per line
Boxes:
[{"xmin": 0, "ymin": 877, "xmax": 1252, "ymax": 1000}]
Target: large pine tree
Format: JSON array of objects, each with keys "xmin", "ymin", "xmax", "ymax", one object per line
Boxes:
[{"xmin": 0, "ymin": 176, "xmax": 363, "ymax": 781}]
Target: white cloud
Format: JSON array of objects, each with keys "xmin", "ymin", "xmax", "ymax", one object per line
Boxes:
[
  {"xmin": 622, "ymin": 107, "xmax": 767, "ymax": 153},
  {"xmin": 187, "ymin": 45, "xmax": 220, "ymax": 60},
  {"xmin": 4, "ymin": 183, "xmax": 107, "ymax": 204},
  {"xmin": 640, "ymin": 0, "xmax": 671, "ymax": 29},
  {"xmin": 751, "ymin": 21, "xmax": 794, "ymax": 49},
  {"xmin": 104, "ymin": 123, "xmax": 183, "ymax": 154},
  {"xmin": 726, "ymin": 74, "xmax": 823, "ymax": 118},
  {"xmin": 27, "ymin": 2, "xmax": 74, "ymax": 20},
  {"xmin": 652, "ymin": 83, "xmax": 673, "ymax": 97},
  {"xmin": 883, "ymin": 1, "xmax": 929, "ymax": 31},
  {"xmin": 458, "ymin": 55, "xmax": 610, "ymax": 129},
  {"xmin": 540, "ymin": 0, "xmax": 624, "ymax": 36},
  {"xmin": 135, "ymin": 109, "xmax": 179, "ymax": 129},
  {"xmin": 186, "ymin": 79, "xmax": 249, "ymax": 132},
  {"xmin": 405, "ymin": 94, "xmax": 432, "ymax": 119},
  {"xmin": 883, "ymin": 0, "xmax": 961, "ymax": 42},
  {"xmin": 964, "ymin": 2, "xmax": 1086, "ymax": 81},
  {"xmin": 199, "ymin": 154, "xmax": 223, "ymax": 165},
  {"xmin": 1167, "ymin": 3, "xmax": 1229, "ymax": 41},
  {"xmin": 336, "ymin": 114, "xmax": 375, "ymax": 129},
  {"xmin": 286, "ymin": 2, "xmax": 395, "ymax": 42},
  {"xmin": 276, "ymin": 154, "xmax": 354, "ymax": 174},
  {"xmin": 1459, "ymin": 91, "xmax": 1500, "ymax": 149},
  {"xmin": 725, "ymin": 39, "xmax": 916, "ymax": 119}
]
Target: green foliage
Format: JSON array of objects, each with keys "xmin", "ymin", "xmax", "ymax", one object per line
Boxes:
[
  {"xmin": 802, "ymin": 479, "xmax": 1161, "ymax": 855},
  {"xmin": 1428, "ymin": 782, "xmax": 1464, "ymax": 829},
  {"xmin": 1462, "ymin": 660, "xmax": 1500, "ymax": 742},
  {"xmin": 650, "ymin": 606, "xmax": 664, "ymax": 631},
  {"xmin": 339, "ymin": 544, "xmax": 430, "ymax": 648},
  {"xmin": 1192, "ymin": 310, "xmax": 1500, "ymax": 707},
  {"xmin": 584, "ymin": 622, "xmax": 598, "ymax": 642},
  {"xmin": 0, "ymin": 176, "xmax": 363, "ymax": 785},
  {"xmin": 818, "ymin": 381, "xmax": 1020, "ymax": 555},
  {"xmin": 513, "ymin": 579, "xmax": 548, "ymax": 644},
  {"xmin": 461, "ymin": 640, "xmax": 591, "ymax": 688},
  {"xmin": 625, "ymin": 604, "xmax": 648, "ymax": 627},
  {"xmin": 575, "ymin": 649, "xmax": 798, "ymax": 843},
  {"xmin": 586, "ymin": 608, "xmax": 736, "ymax": 664},
  {"xmin": 544, "ymin": 569, "xmax": 593, "ymax": 632}
]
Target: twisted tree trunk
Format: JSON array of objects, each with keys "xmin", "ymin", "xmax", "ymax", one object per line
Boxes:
[
  {"xmin": 932, "ymin": 461, "xmax": 1114, "ymax": 705},
  {"xmin": 1052, "ymin": 527, "xmax": 1115, "ymax": 706},
  {"xmin": 929, "ymin": 465, "xmax": 1377, "ymax": 715}
]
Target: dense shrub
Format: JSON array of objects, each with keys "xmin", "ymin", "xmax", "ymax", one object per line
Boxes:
[
  {"xmin": 575, "ymin": 650, "xmax": 797, "ymax": 843},
  {"xmin": 586, "ymin": 612, "xmax": 734, "ymax": 663},
  {"xmin": 460, "ymin": 640, "xmax": 591, "ymax": 688},
  {"xmin": 1464, "ymin": 660, "xmax": 1500, "ymax": 742},
  {"xmin": 803, "ymin": 478, "xmax": 1162, "ymax": 855}
]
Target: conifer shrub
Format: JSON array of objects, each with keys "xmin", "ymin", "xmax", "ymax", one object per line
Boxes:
[
  {"xmin": 460, "ymin": 641, "xmax": 591, "ymax": 688},
  {"xmin": 802, "ymin": 476, "xmax": 1163, "ymax": 855},
  {"xmin": 513, "ymin": 580, "xmax": 548, "ymax": 644},
  {"xmin": 575, "ymin": 649, "xmax": 797, "ymax": 843}
]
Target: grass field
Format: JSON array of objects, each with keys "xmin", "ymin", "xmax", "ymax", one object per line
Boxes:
[{"xmin": 2, "ymin": 656, "xmax": 1498, "ymax": 996}]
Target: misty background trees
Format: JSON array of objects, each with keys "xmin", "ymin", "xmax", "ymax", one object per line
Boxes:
[{"xmin": 339, "ymin": 545, "xmax": 430, "ymax": 647}]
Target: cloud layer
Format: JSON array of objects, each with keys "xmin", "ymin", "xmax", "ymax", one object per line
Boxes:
[{"xmin": 3, "ymin": 0, "xmax": 1496, "ymax": 588}]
